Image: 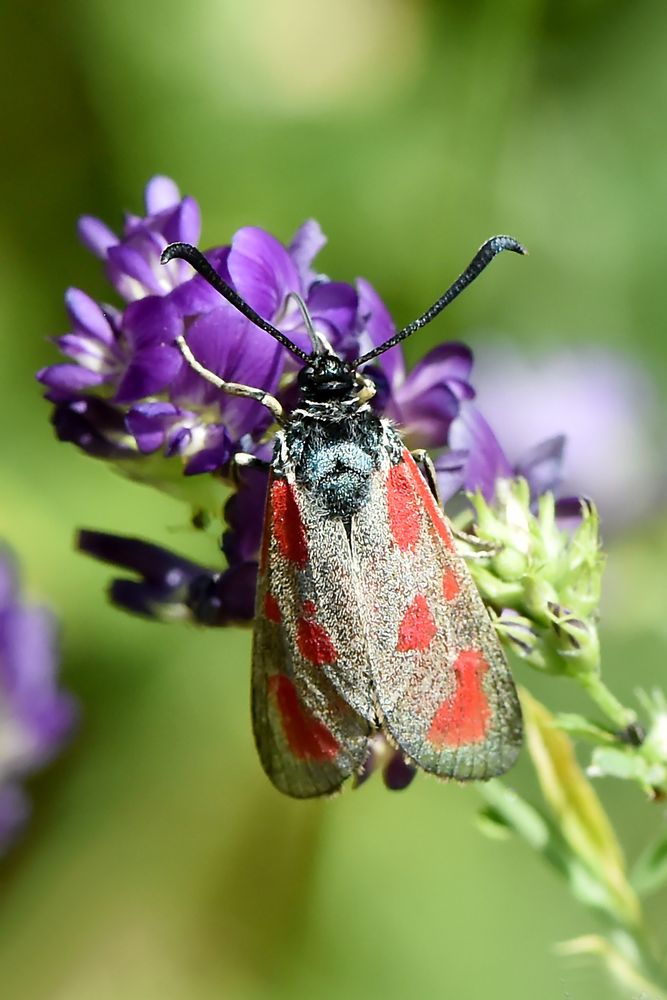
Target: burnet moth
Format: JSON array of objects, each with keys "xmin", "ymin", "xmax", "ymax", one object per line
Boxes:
[{"xmin": 161, "ymin": 235, "xmax": 526, "ymax": 797}]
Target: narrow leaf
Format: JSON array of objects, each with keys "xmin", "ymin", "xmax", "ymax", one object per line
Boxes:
[
  {"xmin": 521, "ymin": 689, "xmax": 641, "ymax": 928},
  {"xmin": 557, "ymin": 934, "xmax": 667, "ymax": 1000},
  {"xmin": 631, "ymin": 835, "xmax": 667, "ymax": 896}
]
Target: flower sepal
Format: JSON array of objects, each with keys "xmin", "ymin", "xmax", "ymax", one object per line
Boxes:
[{"xmin": 113, "ymin": 450, "xmax": 229, "ymax": 523}]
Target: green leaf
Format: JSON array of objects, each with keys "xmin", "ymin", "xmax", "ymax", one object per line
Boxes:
[
  {"xmin": 521, "ymin": 689, "xmax": 641, "ymax": 929},
  {"xmin": 478, "ymin": 780, "xmax": 553, "ymax": 855},
  {"xmin": 553, "ymin": 713, "xmax": 617, "ymax": 746},
  {"xmin": 631, "ymin": 835, "xmax": 667, "ymax": 896},
  {"xmin": 591, "ymin": 747, "xmax": 667, "ymax": 790},
  {"xmin": 478, "ymin": 780, "xmax": 636, "ymax": 918},
  {"xmin": 556, "ymin": 933, "xmax": 667, "ymax": 1000},
  {"xmin": 476, "ymin": 806, "xmax": 512, "ymax": 841}
]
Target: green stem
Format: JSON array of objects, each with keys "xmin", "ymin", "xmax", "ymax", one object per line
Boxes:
[{"xmin": 577, "ymin": 673, "xmax": 637, "ymax": 732}]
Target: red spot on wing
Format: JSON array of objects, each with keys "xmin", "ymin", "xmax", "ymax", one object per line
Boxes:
[
  {"xmin": 428, "ymin": 649, "xmax": 491, "ymax": 747},
  {"xmin": 397, "ymin": 594, "xmax": 437, "ymax": 652},
  {"xmin": 403, "ymin": 450, "xmax": 454, "ymax": 551},
  {"xmin": 297, "ymin": 612, "xmax": 338, "ymax": 665},
  {"xmin": 268, "ymin": 674, "xmax": 340, "ymax": 761},
  {"xmin": 386, "ymin": 463, "xmax": 421, "ymax": 550},
  {"xmin": 271, "ymin": 478, "xmax": 308, "ymax": 567},
  {"xmin": 264, "ymin": 592, "xmax": 281, "ymax": 623},
  {"xmin": 443, "ymin": 567, "xmax": 459, "ymax": 602}
]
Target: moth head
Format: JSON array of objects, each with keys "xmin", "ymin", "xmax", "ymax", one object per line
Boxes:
[{"xmin": 297, "ymin": 354, "xmax": 358, "ymax": 403}]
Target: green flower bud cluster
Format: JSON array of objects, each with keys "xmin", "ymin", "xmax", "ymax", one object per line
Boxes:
[{"xmin": 461, "ymin": 478, "xmax": 604, "ymax": 679}]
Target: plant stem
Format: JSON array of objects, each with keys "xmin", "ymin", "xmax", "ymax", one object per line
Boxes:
[{"xmin": 577, "ymin": 673, "xmax": 637, "ymax": 732}]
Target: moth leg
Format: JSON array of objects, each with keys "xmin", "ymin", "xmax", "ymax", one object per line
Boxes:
[
  {"xmin": 232, "ymin": 452, "xmax": 270, "ymax": 470},
  {"xmin": 229, "ymin": 451, "xmax": 271, "ymax": 487},
  {"xmin": 410, "ymin": 449, "xmax": 442, "ymax": 506},
  {"xmin": 410, "ymin": 449, "xmax": 498, "ymax": 558},
  {"xmin": 451, "ymin": 527, "xmax": 500, "ymax": 558},
  {"xmin": 355, "ymin": 373, "xmax": 377, "ymax": 405},
  {"xmin": 176, "ymin": 335, "xmax": 284, "ymax": 424}
]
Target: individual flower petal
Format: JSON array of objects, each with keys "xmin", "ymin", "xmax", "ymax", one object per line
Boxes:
[
  {"xmin": 77, "ymin": 216, "xmax": 118, "ymax": 258},
  {"xmin": 355, "ymin": 277, "xmax": 404, "ymax": 383},
  {"xmin": 144, "ymin": 175, "xmax": 182, "ymax": 214},
  {"xmin": 37, "ymin": 363, "xmax": 108, "ymax": 398},
  {"xmin": 555, "ymin": 496, "xmax": 589, "ymax": 533},
  {"xmin": 222, "ymin": 465, "xmax": 270, "ymax": 566},
  {"xmin": 515, "ymin": 435, "xmax": 565, "ymax": 499},
  {"xmin": 160, "ymin": 196, "xmax": 201, "ymax": 246},
  {"xmin": 433, "ymin": 448, "xmax": 469, "ymax": 505},
  {"xmin": 125, "ymin": 401, "xmax": 182, "ymax": 453},
  {"xmin": 64, "ymin": 288, "xmax": 116, "ymax": 345},
  {"xmin": 383, "ymin": 752, "xmax": 417, "ymax": 790},
  {"xmin": 307, "ymin": 281, "xmax": 358, "ymax": 338},
  {"xmin": 288, "ymin": 219, "xmax": 327, "ymax": 286},
  {"xmin": 183, "ymin": 426, "xmax": 233, "ymax": 474},
  {"xmin": 54, "ymin": 333, "xmax": 114, "ymax": 371},
  {"xmin": 123, "ymin": 295, "xmax": 184, "ymax": 350},
  {"xmin": 107, "ymin": 243, "xmax": 164, "ymax": 299},
  {"xmin": 446, "ymin": 404, "xmax": 513, "ymax": 499},
  {"xmin": 228, "ymin": 226, "xmax": 301, "ymax": 319},
  {"xmin": 388, "ymin": 343, "xmax": 475, "ymax": 450},
  {"xmin": 204, "ymin": 563, "xmax": 258, "ymax": 624},
  {"xmin": 114, "ymin": 343, "xmax": 182, "ymax": 405},
  {"xmin": 52, "ymin": 398, "xmax": 136, "ymax": 460}
]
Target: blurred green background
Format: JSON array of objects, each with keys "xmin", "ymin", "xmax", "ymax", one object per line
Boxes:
[{"xmin": 1, "ymin": 1, "xmax": 667, "ymax": 997}]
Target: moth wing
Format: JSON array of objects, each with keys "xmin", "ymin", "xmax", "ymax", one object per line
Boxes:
[
  {"xmin": 355, "ymin": 448, "xmax": 522, "ymax": 780},
  {"xmin": 252, "ymin": 474, "xmax": 370, "ymax": 798}
]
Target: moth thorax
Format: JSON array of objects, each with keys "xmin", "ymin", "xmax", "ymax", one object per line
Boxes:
[{"xmin": 303, "ymin": 440, "xmax": 376, "ymax": 518}]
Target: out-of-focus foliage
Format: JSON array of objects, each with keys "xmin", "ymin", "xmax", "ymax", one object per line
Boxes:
[{"xmin": 1, "ymin": 2, "xmax": 667, "ymax": 999}]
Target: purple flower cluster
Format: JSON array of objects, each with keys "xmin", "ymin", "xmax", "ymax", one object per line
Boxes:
[
  {"xmin": 38, "ymin": 177, "xmax": 573, "ymax": 791},
  {"xmin": 39, "ymin": 177, "xmax": 564, "ymax": 567},
  {"xmin": 0, "ymin": 548, "xmax": 76, "ymax": 853}
]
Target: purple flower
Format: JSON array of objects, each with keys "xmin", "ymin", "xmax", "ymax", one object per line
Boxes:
[
  {"xmin": 78, "ymin": 175, "xmax": 202, "ymax": 302},
  {"xmin": 38, "ymin": 179, "xmax": 368, "ymax": 474},
  {"xmin": 355, "ymin": 734, "xmax": 417, "ymax": 791},
  {"xmin": 78, "ymin": 530, "xmax": 257, "ymax": 626},
  {"xmin": 471, "ymin": 346, "xmax": 667, "ymax": 530},
  {"xmin": 0, "ymin": 547, "xmax": 76, "ymax": 854},
  {"xmin": 385, "ymin": 342, "xmax": 476, "ymax": 450},
  {"xmin": 436, "ymin": 403, "xmax": 567, "ymax": 506}
]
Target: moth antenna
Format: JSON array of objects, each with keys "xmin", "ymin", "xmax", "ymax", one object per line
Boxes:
[
  {"xmin": 283, "ymin": 291, "xmax": 329, "ymax": 355},
  {"xmin": 161, "ymin": 242, "xmax": 310, "ymax": 362},
  {"xmin": 352, "ymin": 235, "xmax": 526, "ymax": 367}
]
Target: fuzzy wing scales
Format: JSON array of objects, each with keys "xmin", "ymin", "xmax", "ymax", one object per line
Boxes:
[
  {"xmin": 252, "ymin": 474, "xmax": 371, "ymax": 797},
  {"xmin": 355, "ymin": 447, "xmax": 522, "ymax": 780}
]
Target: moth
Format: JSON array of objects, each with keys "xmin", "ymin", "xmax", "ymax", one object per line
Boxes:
[{"xmin": 161, "ymin": 235, "xmax": 525, "ymax": 797}]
